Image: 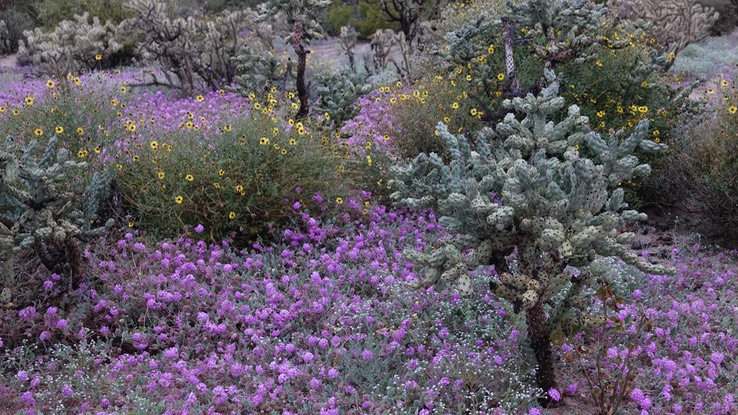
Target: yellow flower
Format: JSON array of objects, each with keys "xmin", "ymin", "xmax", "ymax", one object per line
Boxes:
[
  {"xmin": 721, "ymin": 80, "xmax": 729, "ymax": 87},
  {"xmin": 637, "ymin": 106, "xmax": 648, "ymax": 113},
  {"xmin": 653, "ymin": 130, "xmax": 660, "ymax": 136},
  {"xmin": 196, "ymin": 95, "xmax": 204, "ymax": 102},
  {"xmin": 451, "ymin": 102, "xmax": 459, "ymax": 109},
  {"xmin": 34, "ymin": 128, "xmax": 43, "ymax": 136},
  {"xmin": 706, "ymin": 89, "xmax": 715, "ymax": 95},
  {"xmin": 117, "ymin": 164, "xmax": 123, "ymax": 170},
  {"xmin": 0, "ymin": 105, "xmax": 4, "ymax": 113},
  {"xmin": 654, "ymin": 137, "xmax": 661, "ymax": 143},
  {"xmin": 487, "ymin": 44, "xmax": 495, "ymax": 54},
  {"xmin": 128, "ymin": 221, "xmax": 134, "ymax": 228},
  {"xmin": 218, "ymin": 169, "xmax": 225, "ymax": 177},
  {"xmin": 127, "ymin": 124, "xmax": 136, "ymax": 132},
  {"xmin": 158, "ymin": 171, "xmax": 165, "ymax": 179},
  {"xmin": 24, "ymin": 96, "xmax": 34, "ymax": 106},
  {"xmin": 470, "ymin": 108, "xmax": 478, "ymax": 116},
  {"xmin": 228, "ymin": 211, "xmax": 236, "ymax": 219},
  {"xmin": 253, "ymin": 102, "xmax": 261, "ymax": 110},
  {"xmin": 595, "ymin": 60, "xmax": 603, "ymax": 67},
  {"xmin": 120, "ymin": 86, "xmax": 127, "ymax": 93},
  {"xmin": 223, "ymin": 124, "xmax": 233, "ymax": 132},
  {"xmin": 259, "ymin": 137, "xmax": 269, "ymax": 145},
  {"xmin": 596, "ymin": 111, "xmax": 605, "ymax": 118},
  {"xmin": 280, "ymin": 149, "xmax": 287, "ymax": 155},
  {"xmin": 46, "ymin": 80, "xmax": 56, "ymax": 88},
  {"xmin": 729, "ymin": 105, "xmax": 737, "ymax": 114},
  {"xmin": 324, "ymin": 112, "xmax": 331, "ymax": 120},
  {"xmin": 390, "ymin": 97, "xmax": 397, "ymax": 104},
  {"xmin": 186, "ymin": 121, "xmax": 194, "ymax": 129},
  {"xmin": 132, "ymin": 155, "xmax": 139, "ymax": 162},
  {"xmin": 76, "ymin": 127, "xmax": 84, "ymax": 135},
  {"xmin": 55, "ymin": 126, "xmax": 64, "ymax": 134},
  {"xmin": 289, "ymin": 139, "xmax": 297, "ymax": 145},
  {"xmin": 335, "ymin": 197, "xmax": 343, "ymax": 204},
  {"xmin": 367, "ymin": 155, "xmax": 372, "ymax": 166},
  {"xmin": 94, "ymin": 146, "xmax": 101, "ymax": 154},
  {"xmin": 235, "ymin": 184, "xmax": 244, "ymax": 193},
  {"xmin": 213, "ymin": 182, "xmax": 221, "ymax": 189},
  {"xmin": 497, "ymin": 73, "xmax": 505, "ymax": 81},
  {"xmin": 95, "ymin": 54, "xmax": 102, "ymax": 61},
  {"xmin": 185, "ymin": 174, "xmax": 194, "ymax": 182},
  {"xmin": 175, "ymin": 195, "xmax": 183, "ymax": 204},
  {"xmin": 641, "ymin": 81, "xmax": 648, "ymax": 88}
]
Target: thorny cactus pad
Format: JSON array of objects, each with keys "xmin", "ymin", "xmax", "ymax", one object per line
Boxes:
[{"xmin": 390, "ymin": 68, "xmax": 675, "ymax": 403}]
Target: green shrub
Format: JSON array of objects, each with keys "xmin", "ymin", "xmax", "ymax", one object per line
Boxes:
[
  {"xmin": 37, "ymin": 0, "xmax": 132, "ymax": 29},
  {"xmin": 325, "ymin": 0, "xmax": 398, "ymax": 38},
  {"xmin": 644, "ymin": 81, "xmax": 738, "ymax": 245},
  {"xmin": 116, "ymin": 110, "xmax": 349, "ymax": 245},
  {"xmin": 0, "ymin": 6, "xmax": 36, "ymax": 54}
]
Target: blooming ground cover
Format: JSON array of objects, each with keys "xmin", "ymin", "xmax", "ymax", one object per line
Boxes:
[{"xmin": 2, "ymin": 11, "xmax": 738, "ymax": 415}]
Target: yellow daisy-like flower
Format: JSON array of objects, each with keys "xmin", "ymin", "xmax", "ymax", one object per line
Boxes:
[
  {"xmin": 128, "ymin": 221, "xmax": 134, "ymax": 228},
  {"xmin": 24, "ymin": 96, "xmax": 34, "ymax": 106},
  {"xmin": 706, "ymin": 88, "xmax": 715, "ymax": 95},
  {"xmin": 324, "ymin": 112, "xmax": 331, "ymax": 120},
  {"xmin": 196, "ymin": 95, "xmax": 204, "ymax": 102},
  {"xmin": 721, "ymin": 80, "xmax": 729, "ymax": 87},
  {"xmin": 487, "ymin": 44, "xmax": 495, "ymax": 54},
  {"xmin": 120, "ymin": 86, "xmax": 127, "ymax": 93},
  {"xmin": 280, "ymin": 149, "xmax": 287, "ymax": 155},
  {"xmin": 595, "ymin": 60, "xmax": 603, "ymax": 67},
  {"xmin": 46, "ymin": 80, "xmax": 56, "ymax": 88},
  {"xmin": 73, "ymin": 77, "xmax": 81, "ymax": 86},
  {"xmin": 158, "ymin": 171, "xmax": 165, "ymax": 179},
  {"xmin": 0, "ymin": 105, "xmax": 4, "ymax": 113},
  {"xmin": 637, "ymin": 106, "xmax": 648, "ymax": 113},
  {"xmin": 451, "ymin": 102, "xmax": 459, "ymax": 109},
  {"xmin": 132, "ymin": 155, "xmax": 139, "ymax": 162},
  {"xmin": 466, "ymin": 75, "xmax": 472, "ymax": 81},
  {"xmin": 218, "ymin": 89, "xmax": 225, "ymax": 96},
  {"xmin": 389, "ymin": 97, "xmax": 397, "ymax": 104},
  {"xmin": 186, "ymin": 121, "xmax": 194, "ymax": 129},
  {"xmin": 55, "ymin": 126, "xmax": 64, "ymax": 134},
  {"xmin": 272, "ymin": 127, "xmax": 279, "ymax": 136},
  {"xmin": 213, "ymin": 182, "xmax": 221, "ymax": 189},
  {"xmin": 288, "ymin": 119, "xmax": 295, "ymax": 126},
  {"xmin": 297, "ymin": 127, "xmax": 306, "ymax": 135},
  {"xmin": 497, "ymin": 73, "xmax": 505, "ymax": 81},
  {"xmin": 175, "ymin": 195, "xmax": 183, "ymax": 204},
  {"xmin": 117, "ymin": 164, "xmax": 123, "ymax": 170},
  {"xmin": 729, "ymin": 105, "xmax": 737, "ymax": 114},
  {"xmin": 289, "ymin": 139, "xmax": 297, "ymax": 145},
  {"xmin": 150, "ymin": 141, "xmax": 159, "ymax": 150},
  {"xmin": 273, "ymin": 143, "xmax": 280, "ymax": 150},
  {"xmin": 235, "ymin": 184, "xmax": 244, "ymax": 193},
  {"xmin": 470, "ymin": 108, "xmax": 478, "ymax": 116},
  {"xmin": 185, "ymin": 174, "xmax": 194, "ymax": 182},
  {"xmin": 94, "ymin": 146, "xmax": 101, "ymax": 154},
  {"xmin": 335, "ymin": 197, "xmax": 343, "ymax": 204},
  {"xmin": 95, "ymin": 54, "xmax": 102, "ymax": 61},
  {"xmin": 128, "ymin": 124, "xmax": 137, "ymax": 132},
  {"xmin": 596, "ymin": 111, "xmax": 605, "ymax": 118},
  {"xmin": 77, "ymin": 150, "xmax": 85, "ymax": 158},
  {"xmin": 253, "ymin": 102, "xmax": 261, "ymax": 110},
  {"xmin": 654, "ymin": 137, "xmax": 661, "ymax": 143},
  {"xmin": 260, "ymin": 137, "xmax": 269, "ymax": 145},
  {"xmin": 34, "ymin": 128, "xmax": 43, "ymax": 136},
  {"xmin": 653, "ymin": 130, "xmax": 660, "ymax": 136},
  {"xmin": 223, "ymin": 124, "xmax": 233, "ymax": 132},
  {"xmin": 76, "ymin": 127, "xmax": 84, "ymax": 135},
  {"xmin": 228, "ymin": 211, "xmax": 236, "ymax": 219},
  {"xmin": 187, "ymin": 112, "xmax": 194, "ymax": 120},
  {"xmin": 218, "ymin": 169, "xmax": 225, "ymax": 177}
]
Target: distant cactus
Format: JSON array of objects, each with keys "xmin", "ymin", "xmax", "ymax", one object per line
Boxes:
[
  {"xmin": 17, "ymin": 12, "xmax": 122, "ymax": 78},
  {"xmin": 121, "ymin": 0, "xmax": 253, "ymax": 92},
  {"xmin": 390, "ymin": 69, "xmax": 674, "ymax": 405},
  {"xmin": 338, "ymin": 25, "xmax": 358, "ymax": 69},
  {"xmin": 607, "ymin": 0, "xmax": 719, "ymax": 67},
  {"xmin": 232, "ymin": 44, "xmax": 288, "ymax": 95},
  {"xmin": 256, "ymin": 0, "xmax": 331, "ymax": 119},
  {"xmin": 0, "ymin": 136, "xmax": 113, "ymax": 307}
]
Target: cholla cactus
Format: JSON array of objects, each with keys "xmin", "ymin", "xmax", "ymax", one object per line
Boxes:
[
  {"xmin": 122, "ymin": 0, "xmax": 253, "ymax": 92},
  {"xmin": 607, "ymin": 0, "xmax": 719, "ymax": 66},
  {"xmin": 0, "ymin": 20, "xmax": 10, "ymax": 54},
  {"xmin": 390, "ymin": 69, "xmax": 674, "ymax": 405},
  {"xmin": 338, "ymin": 25, "xmax": 358, "ymax": 69},
  {"xmin": 0, "ymin": 136, "xmax": 112, "ymax": 307},
  {"xmin": 232, "ymin": 44, "xmax": 288, "ymax": 95},
  {"xmin": 256, "ymin": 0, "xmax": 331, "ymax": 119},
  {"xmin": 370, "ymin": 28, "xmax": 397, "ymax": 71},
  {"xmin": 314, "ymin": 67, "xmax": 372, "ymax": 125},
  {"xmin": 17, "ymin": 12, "xmax": 123, "ymax": 78}
]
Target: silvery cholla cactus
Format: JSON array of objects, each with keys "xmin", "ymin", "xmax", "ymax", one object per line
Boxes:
[
  {"xmin": 391, "ymin": 69, "xmax": 675, "ymax": 401},
  {"xmin": 0, "ymin": 136, "xmax": 112, "ymax": 306},
  {"xmin": 391, "ymin": 68, "xmax": 673, "ymax": 313},
  {"xmin": 17, "ymin": 12, "xmax": 122, "ymax": 78},
  {"xmin": 314, "ymin": 68, "xmax": 372, "ymax": 125}
]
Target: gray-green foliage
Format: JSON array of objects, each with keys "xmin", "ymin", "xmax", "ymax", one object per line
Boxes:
[
  {"xmin": 0, "ymin": 7, "xmax": 37, "ymax": 54},
  {"xmin": 0, "ymin": 136, "xmax": 112, "ymax": 306},
  {"xmin": 232, "ymin": 44, "xmax": 288, "ymax": 94},
  {"xmin": 122, "ymin": 0, "xmax": 253, "ymax": 91},
  {"xmin": 17, "ymin": 12, "xmax": 122, "ymax": 77},
  {"xmin": 390, "ymin": 69, "xmax": 674, "ymax": 334},
  {"xmin": 313, "ymin": 67, "xmax": 372, "ymax": 125}
]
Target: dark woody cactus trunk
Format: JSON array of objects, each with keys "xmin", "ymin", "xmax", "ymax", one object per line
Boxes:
[
  {"xmin": 501, "ymin": 16, "xmax": 522, "ymax": 97},
  {"xmin": 292, "ymin": 19, "xmax": 310, "ymax": 120},
  {"xmin": 526, "ymin": 301, "xmax": 560, "ymax": 407}
]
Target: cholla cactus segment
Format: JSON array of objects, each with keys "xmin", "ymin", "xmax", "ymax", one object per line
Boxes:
[
  {"xmin": 0, "ymin": 136, "xmax": 113, "ymax": 304},
  {"xmin": 313, "ymin": 68, "xmax": 372, "ymax": 125}
]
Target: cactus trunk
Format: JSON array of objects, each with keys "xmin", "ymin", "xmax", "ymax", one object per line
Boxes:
[
  {"xmin": 293, "ymin": 19, "xmax": 310, "ymax": 120},
  {"xmin": 526, "ymin": 301, "xmax": 560, "ymax": 407}
]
